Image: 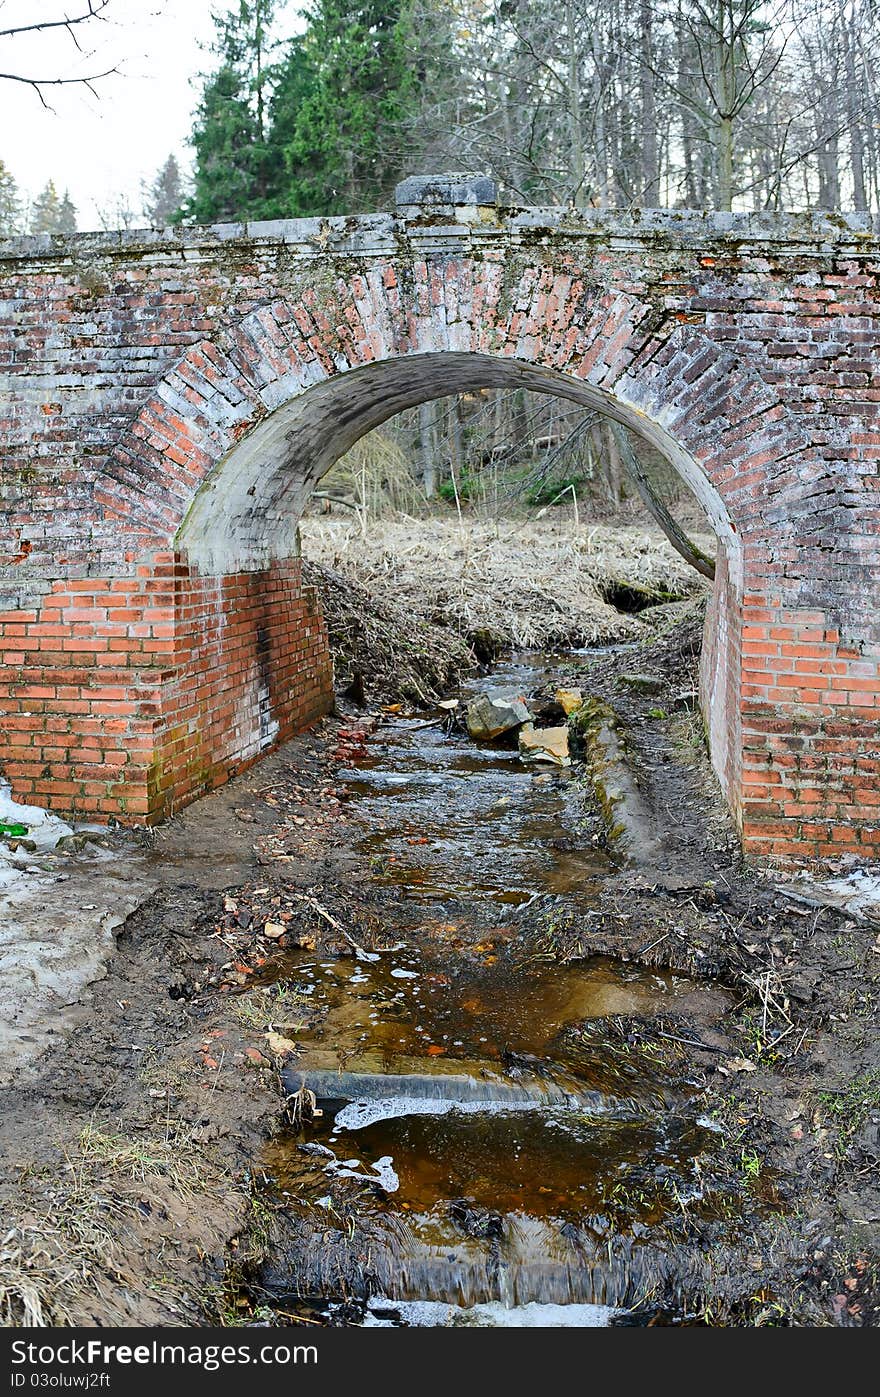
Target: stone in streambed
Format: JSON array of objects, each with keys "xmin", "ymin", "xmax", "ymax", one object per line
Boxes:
[
  {"xmin": 555, "ymin": 688, "xmax": 584, "ymax": 715},
  {"xmin": 518, "ymin": 724, "xmax": 570, "ymax": 767},
  {"xmin": 466, "ymin": 692, "xmax": 531, "ymax": 741}
]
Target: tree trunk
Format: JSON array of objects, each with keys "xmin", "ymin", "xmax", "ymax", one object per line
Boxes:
[
  {"xmin": 639, "ymin": 0, "xmax": 660, "ymax": 205},
  {"xmin": 716, "ymin": 0, "xmax": 736, "ymax": 211},
  {"xmin": 602, "ymin": 421, "xmax": 624, "ymax": 507},
  {"xmin": 610, "ymin": 424, "xmax": 716, "ymax": 580},
  {"xmin": 844, "ymin": 6, "xmax": 867, "ymax": 209},
  {"xmin": 718, "ymin": 115, "xmax": 734, "ymax": 211},
  {"xmin": 566, "ymin": 0, "xmax": 587, "ymax": 207},
  {"xmin": 678, "ymin": 27, "xmax": 698, "ymax": 207},
  {"xmin": 419, "ymin": 401, "xmax": 437, "ymax": 497}
]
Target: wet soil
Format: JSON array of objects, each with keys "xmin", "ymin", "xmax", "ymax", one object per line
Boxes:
[{"xmin": 0, "ymin": 606, "xmax": 878, "ymax": 1327}]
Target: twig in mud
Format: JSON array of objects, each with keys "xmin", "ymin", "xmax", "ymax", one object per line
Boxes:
[
  {"xmin": 792, "ymin": 1025, "xmax": 811, "ymax": 1057},
  {"xmin": 765, "ymin": 1021, "xmax": 798, "ymax": 1050},
  {"xmin": 285, "ymin": 1084, "xmax": 319, "ymax": 1125},
  {"xmin": 210, "ymin": 933, "xmax": 240, "ymax": 951},
  {"xmin": 636, "ymin": 930, "xmax": 671, "ymax": 956},
  {"xmin": 742, "ymin": 968, "xmax": 792, "ymax": 1028},
  {"xmin": 209, "ymin": 1050, "xmax": 225, "ymax": 1095},
  {"xmin": 287, "ymin": 893, "xmax": 379, "ymax": 962},
  {"xmin": 654, "ymin": 1029, "xmax": 724, "ymax": 1054}
]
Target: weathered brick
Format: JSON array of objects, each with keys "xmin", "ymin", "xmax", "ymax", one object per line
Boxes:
[{"xmin": 0, "ymin": 209, "xmax": 876, "ymax": 858}]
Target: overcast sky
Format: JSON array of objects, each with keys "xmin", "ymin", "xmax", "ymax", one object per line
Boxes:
[{"xmin": 0, "ymin": 1, "xmax": 257, "ymax": 230}]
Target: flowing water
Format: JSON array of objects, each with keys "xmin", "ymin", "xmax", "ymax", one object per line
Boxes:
[{"xmin": 256, "ymin": 656, "xmax": 736, "ymax": 1326}]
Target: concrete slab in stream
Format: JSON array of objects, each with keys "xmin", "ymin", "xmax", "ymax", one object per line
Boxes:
[{"xmin": 281, "ymin": 1059, "xmax": 634, "ymax": 1125}]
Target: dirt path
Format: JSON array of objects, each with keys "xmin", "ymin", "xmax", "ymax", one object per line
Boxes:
[{"xmin": 1, "ymin": 602, "xmax": 878, "ymax": 1327}]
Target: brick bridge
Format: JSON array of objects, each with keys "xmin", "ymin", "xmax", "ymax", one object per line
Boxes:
[{"xmin": 1, "ymin": 175, "xmax": 878, "ymax": 862}]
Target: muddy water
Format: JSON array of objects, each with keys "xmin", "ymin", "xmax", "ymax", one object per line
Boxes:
[{"xmin": 260, "ymin": 657, "xmax": 732, "ymax": 1326}]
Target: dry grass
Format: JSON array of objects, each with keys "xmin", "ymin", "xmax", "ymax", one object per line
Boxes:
[
  {"xmin": 302, "ymin": 557, "xmax": 475, "ymax": 704},
  {"xmin": 77, "ymin": 1121, "xmax": 209, "ymax": 1196},
  {"xmin": 0, "ymin": 1119, "xmax": 220, "ymax": 1327},
  {"xmin": 231, "ymin": 984, "xmax": 310, "ymax": 1034},
  {"xmin": 301, "ymin": 516, "xmax": 711, "ymax": 652},
  {"xmin": 1, "ymin": 1176, "xmax": 126, "ymax": 1327}
]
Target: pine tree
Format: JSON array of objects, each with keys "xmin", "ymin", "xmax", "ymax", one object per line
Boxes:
[
  {"xmin": 0, "ymin": 159, "xmax": 21, "ymax": 235},
  {"xmin": 30, "ymin": 180, "xmax": 66, "ymax": 234},
  {"xmin": 145, "ymin": 155, "xmax": 185, "ymax": 225},
  {"xmin": 186, "ymin": 0, "xmax": 277, "ymax": 222},
  {"xmin": 58, "ymin": 191, "xmax": 77, "ymax": 234},
  {"xmin": 282, "ymin": 1, "xmax": 419, "ymax": 216}
]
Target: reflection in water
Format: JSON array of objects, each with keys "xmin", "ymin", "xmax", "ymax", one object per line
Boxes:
[{"xmin": 287, "ymin": 949, "xmax": 727, "ymax": 1085}]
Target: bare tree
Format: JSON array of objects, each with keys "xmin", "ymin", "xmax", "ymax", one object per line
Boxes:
[{"xmin": 0, "ymin": 1, "xmax": 118, "ymax": 107}]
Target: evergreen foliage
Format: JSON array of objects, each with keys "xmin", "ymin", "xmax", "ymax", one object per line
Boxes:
[
  {"xmin": 29, "ymin": 181, "xmax": 77, "ymax": 235},
  {"xmin": 145, "ymin": 155, "xmax": 186, "ymax": 225},
  {"xmin": 0, "ymin": 160, "xmax": 21, "ymax": 235},
  {"xmin": 186, "ymin": 0, "xmax": 422, "ymax": 221}
]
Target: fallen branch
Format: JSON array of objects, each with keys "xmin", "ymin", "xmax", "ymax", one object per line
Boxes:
[{"xmin": 609, "ymin": 423, "xmax": 716, "ymax": 581}]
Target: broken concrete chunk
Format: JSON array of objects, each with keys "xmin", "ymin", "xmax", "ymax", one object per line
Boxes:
[
  {"xmin": 619, "ymin": 672, "xmax": 664, "ymax": 695},
  {"xmin": 555, "ymin": 688, "xmax": 584, "ymax": 716},
  {"xmin": 518, "ymin": 723, "xmax": 570, "ymax": 767},
  {"xmin": 465, "ymin": 692, "xmax": 531, "ymax": 741}
]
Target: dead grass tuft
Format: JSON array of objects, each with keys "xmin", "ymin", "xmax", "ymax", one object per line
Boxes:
[
  {"xmin": 0, "ymin": 1118, "xmax": 224, "ymax": 1327},
  {"xmin": 231, "ymin": 984, "xmax": 309, "ymax": 1034}
]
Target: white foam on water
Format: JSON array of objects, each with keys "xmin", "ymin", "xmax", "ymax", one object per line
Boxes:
[
  {"xmin": 332, "ymin": 1095, "xmax": 547, "ymax": 1131},
  {"xmin": 363, "ymin": 1297, "xmax": 617, "ymax": 1327},
  {"xmin": 323, "ymin": 1151, "xmax": 400, "ymax": 1192}
]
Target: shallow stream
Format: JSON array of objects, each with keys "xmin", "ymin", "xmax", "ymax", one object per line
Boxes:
[{"xmin": 257, "ymin": 656, "xmax": 735, "ymax": 1326}]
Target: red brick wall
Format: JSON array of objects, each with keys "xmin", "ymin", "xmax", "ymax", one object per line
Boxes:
[
  {"xmin": 0, "ymin": 553, "xmax": 333, "ymax": 822},
  {"xmin": 739, "ymin": 601, "xmax": 880, "ymax": 859},
  {"xmin": 153, "ymin": 557, "xmax": 333, "ymax": 820}
]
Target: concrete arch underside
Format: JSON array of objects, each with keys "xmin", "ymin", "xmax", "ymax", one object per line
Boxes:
[{"xmin": 0, "ymin": 207, "xmax": 877, "ymax": 862}]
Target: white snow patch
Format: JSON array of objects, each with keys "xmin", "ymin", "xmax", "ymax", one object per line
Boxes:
[
  {"xmin": 0, "ymin": 784, "xmax": 73, "ymax": 852},
  {"xmin": 778, "ymin": 864, "xmax": 880, "ymax": 923}
]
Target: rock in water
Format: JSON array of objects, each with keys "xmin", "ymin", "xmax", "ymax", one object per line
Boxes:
[
  {"xmin": 555, "ymin": 688, "xmax": 584, "ymax": 715},
  {"xmin": 518, "ymin": 724, "xmax": 570, "ymax": 767},
  {"xmin": 465, "ymin": 692, "xmax": 531, "ymax": 741}
]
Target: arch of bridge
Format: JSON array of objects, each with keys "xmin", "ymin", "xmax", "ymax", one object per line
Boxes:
[{"xmin": 0, "ymin": 184, "xmax": 877, "ymax": 861}]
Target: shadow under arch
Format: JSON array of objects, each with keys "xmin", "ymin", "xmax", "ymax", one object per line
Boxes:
[{"xmin": 175, "ymin": 350, "xmax": 739, "ymax": 586}]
